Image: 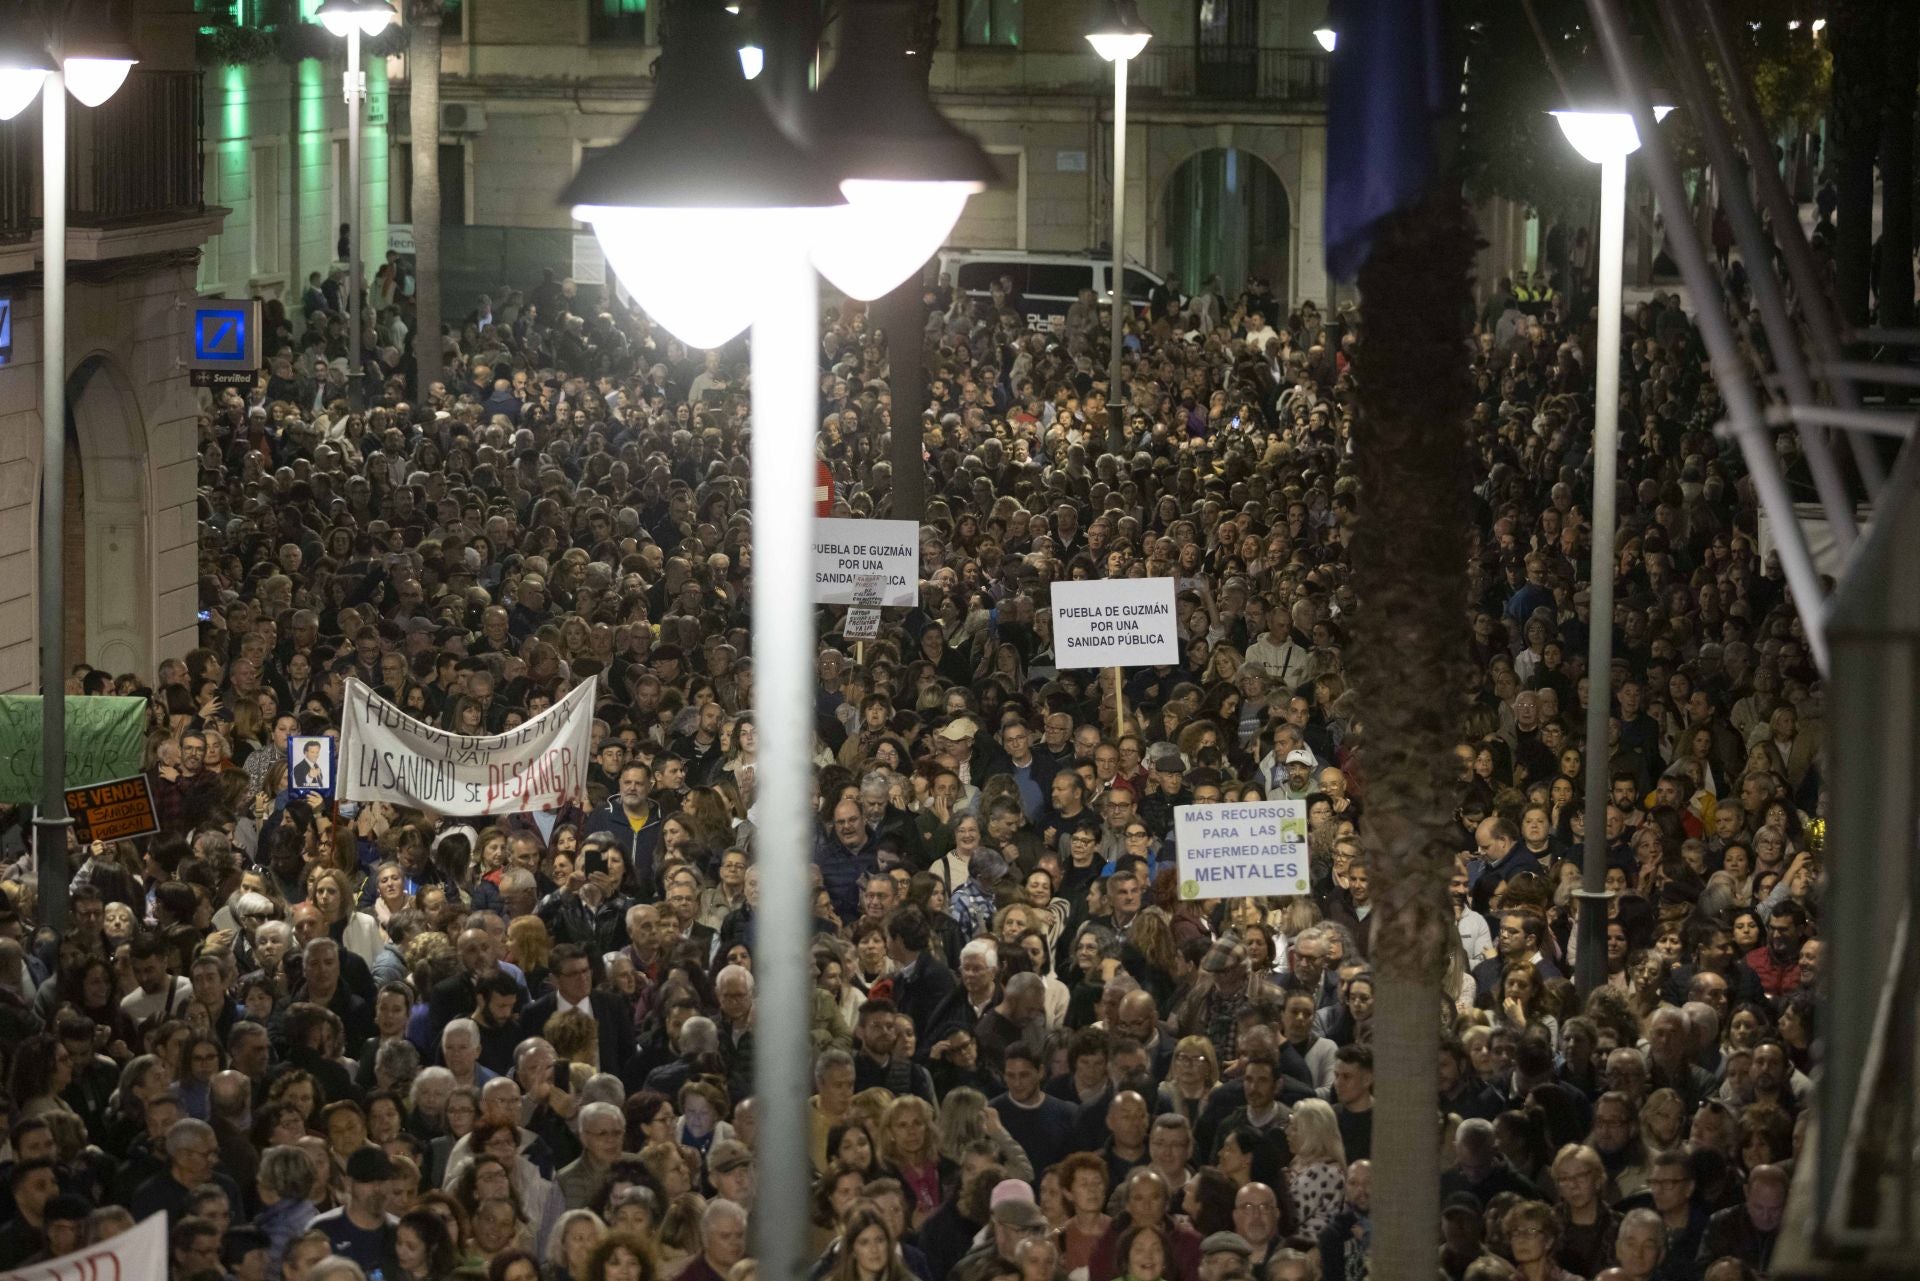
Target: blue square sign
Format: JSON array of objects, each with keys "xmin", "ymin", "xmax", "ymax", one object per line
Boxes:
[
  {"xmin": 194, "ymin": 307, "xmax": 248, "ymax": 362},
  {"xmin": 0, "ymin": 297, "xmax": 11, "ymax": 368}
]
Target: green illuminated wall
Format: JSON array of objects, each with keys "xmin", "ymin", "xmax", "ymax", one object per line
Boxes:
[{"xmin": 198, "ymin": 39, "xmax": 391, "ymax": 312}]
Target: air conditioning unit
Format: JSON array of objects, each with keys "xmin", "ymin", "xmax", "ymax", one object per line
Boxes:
[{"xmin": 440, "ymin": 103, "xmax": 487, "ymax": 133}]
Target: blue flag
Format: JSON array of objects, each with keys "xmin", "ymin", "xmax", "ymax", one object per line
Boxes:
[{"xmin": 1323, "ymin": 0, "xmax": 1455, "ymax": 281}]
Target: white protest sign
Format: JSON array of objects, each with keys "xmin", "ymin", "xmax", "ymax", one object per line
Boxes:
[
  {"xmin": 1050, "ymin": 576, "xmax": 1180, "ymax": 668},
  {"xmin": 1174, "ymin": 799, "xmax": 1310, "ymax": 900},
  {"xmin": 813, "ymin": 517, "xmax": 920, "ymax": 606},
  {"xmin": 846, "ymin": 608, "xmax": 882, "ymax": 639},
  {"xmin": 0, "ymin": 1210, "xmax": 165, "ymax": 1281},
  {"xmin": 337, "ymin": 676, "xmax": 596, "ymax": 815}
]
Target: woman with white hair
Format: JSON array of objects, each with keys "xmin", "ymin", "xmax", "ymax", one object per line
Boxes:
[{"xmin": 1282, "ymin": 1099, "xmax": 1347, "ymax": 1237}]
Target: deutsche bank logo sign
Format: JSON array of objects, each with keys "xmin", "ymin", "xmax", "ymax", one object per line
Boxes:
[
  {"xmin": 0, "ymin": 297, "xmax": 11, "ymax": 368},
  {"xmin": 195, "ymin": 308, "xmax": 247, "ymax": 361},
  {"xmin": 188, "ymin": 299, "xmax": 261, "ymax": 374}
]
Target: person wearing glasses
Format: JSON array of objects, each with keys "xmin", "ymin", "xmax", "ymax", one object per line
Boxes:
[
  {"xmin": 1501, "ymin": 1198, "xmax": 1582, "ymax": 1281},
  {"xmin": 1549, "ymin": 1143, "xmax": 1619, "ymax": 1277}
]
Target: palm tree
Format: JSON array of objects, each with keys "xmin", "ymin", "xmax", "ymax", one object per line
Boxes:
[
  {"xmin": 1344, "ymin": 185, "xmax": 1479, "ymax": 1281},
  {"xmin": 1828, "ymin": 0, "xmax": 1883, "ymax": 325},
  {"xmin": 408, "ymin": 0, "xmax": 444, "ymax": 402}
]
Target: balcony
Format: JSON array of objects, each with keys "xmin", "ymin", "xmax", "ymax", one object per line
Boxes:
[
  {"xmin": 1130, "ymin": 46, "xmax": 1329, "ymax": 104},
  {"xmin": 0, "ymin": 69, "xmax": 206, "ymax": 241},
  {"xmin": 935, "ymin": 45, "xmax": 1328, "ymax": 109}
]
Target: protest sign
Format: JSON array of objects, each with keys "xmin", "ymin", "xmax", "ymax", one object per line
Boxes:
[
  {"xmin": 812, "ymin": 517, "xmax": 919, "ymax": 606},
  {"xmin": 1049, "ymin": 577, "xmax": 1180, "ymax": 669},
  {"xmin": 65, "ymin": 775, "xmax": 160, "ymax": 844},
  {"xmin": 0, "ymin": 695, "xmax": 147, "ymax": 803},
  {"xmin": 288, "ymin": 735, "xmax": 336, "ymax": 794},
  {"xmin": 1174, "ymin": 799, "xmax": 1310, "ymax": 900},
  {"xmin": 337, "ymin": 676, "xmax": 595, "ymax": 815},
  {"xmin": 846, "ymin": 608, "xmax": 882, "ymax": 640},
  {"xmin": 0, "ymin": 1209, "xmax": 165, "ymax": 1281}
]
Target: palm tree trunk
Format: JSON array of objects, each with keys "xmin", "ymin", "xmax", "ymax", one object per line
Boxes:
[
  {"xmin": 1830, "ymin": 0, "xmax": 1885, "ymax": 325},
  {"xmin": 1346, "ymin": 185, "xmax": 1479, "ymax": 1281},
  {"xmin": 1876, "ymin": 2, "xmax": 1917, "ymax": 329},
  {"xmin": 409, "ymin": 0, "xmax": 444, "ymax": 401}
]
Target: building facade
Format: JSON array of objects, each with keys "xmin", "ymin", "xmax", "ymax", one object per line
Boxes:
[
  {"xmin": 394, "ymin": 0, "xmax": 1337, "ymax": 314},
  {"xmin": 0, "ymin": 4, "xmax": 218, "ymax": 690}
]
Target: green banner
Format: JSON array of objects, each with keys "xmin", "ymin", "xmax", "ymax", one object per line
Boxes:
[{"xmin": 0, "ymin": 696, "xmax": 149, "ymax": 804}]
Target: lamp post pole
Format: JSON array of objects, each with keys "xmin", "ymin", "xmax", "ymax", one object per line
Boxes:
[
  {"xmin": 1576, "ymin": 151, "xmax": 1626, "ymax": 998},
  {"xmin": 36, "ymin": 68, "xmax": 70, "ymax": 933},
  {"xmin": 1106, "ymin": 55, "xmax": 1129, "ymax": 456},
  {"xmin": 749, "ymin": 241, "xmax": 818, "ymax": 1281},
  {"xmin": 345, "ymin": 26, "xmax": 365, "ymax": 411}
]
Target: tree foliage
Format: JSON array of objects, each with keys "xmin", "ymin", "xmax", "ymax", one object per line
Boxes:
[{"xmin": 1458, "ymin": 0, "xmax": 1833, "ymax": 217}]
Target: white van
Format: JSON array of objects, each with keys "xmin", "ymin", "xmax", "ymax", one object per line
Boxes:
[{"xmin": 933, "ymin": 249, "xmax": 1164, "ymax": 333}]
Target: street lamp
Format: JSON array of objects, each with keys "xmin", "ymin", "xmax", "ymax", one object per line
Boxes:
[
  {"xmin": 1086, "ymin": 0, "xmax": 1151, "ymax": 455},
  {"xmin": 0, "ymin": 22, "xmax": 139, "ymax": 933},
  {"xmin": 564, "ymin": 7, "xmax": 838, "ymax": 1279},
  {"xmin": 316, "ymin": 0, "xmax": 397, "ymax": 412},
  {"xmin": 1312, "ymin": 27, "xmax": 1337, "ymax": 51},
  {"xmin": 1552, "ymin": 102, "xmax": 1670, "ymax": 997},
  {"xmin": 806, "ymin": 0, "xmax": 999, "ymax": 301},
  {"xmin": 563, "ymin": 3, "xmax": 986, "ymax": 1274}
]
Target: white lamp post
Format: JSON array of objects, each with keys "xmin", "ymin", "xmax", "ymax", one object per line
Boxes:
[
  {"xmin": 0, "ymin": 23, "xmax": 137, "ymax": 933},
  {"xmin": 1087, "ymin": 0, "xmax": 1151, "ymax": 455},
  {"xmin": 316, "ymin": 0, "xmax": 397, "ymax": 412},
  {"xmin": 1552, "ymin": 103, "xmax": 1669, "ymax": 996},
  {"xmin": 564, "ymin": 4, "xmax": 990, "ymax": 1270}
]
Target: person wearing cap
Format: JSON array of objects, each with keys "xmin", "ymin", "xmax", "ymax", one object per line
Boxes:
[
  {"xmin": 309, "ymin": 1147, "xmax": 399, "ymax": 1276},
  {"xmin": 1198, "ymin": 1231, "xmax": 1254, "ymax": 1281},
  {"xmin": 1274, "ymin": 747, "xmax": 1317, "ymax": 801},
  {"xmin": 707, "ymin": 1139, "xmax": 756, "ymax": 1210},
  {"xmin": 1137, "ymin": 747, "xmax": 1192, "ymax": 841},
  {"xmin": 954, "ymin": 1181, "xmax": 1051, "ymax": 1276}
]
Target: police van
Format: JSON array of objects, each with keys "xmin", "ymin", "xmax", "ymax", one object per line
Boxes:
[{"xmin": 933, "ymin": 249, "xmax": 1164, "ymax": 334}]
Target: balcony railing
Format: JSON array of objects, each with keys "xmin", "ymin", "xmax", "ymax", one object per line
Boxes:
[
  {"xmin": 0, "ymin": 69, "xmax": 205, "ymax": 239},
  {"xmin": 1128, "ymin": 46, "xmax": 1330, "ymax": 104}
]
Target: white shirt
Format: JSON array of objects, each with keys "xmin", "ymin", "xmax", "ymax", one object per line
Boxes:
[{"xmin": 1456, "ymin": 907, "xmax": 1492, "ymax": 961}]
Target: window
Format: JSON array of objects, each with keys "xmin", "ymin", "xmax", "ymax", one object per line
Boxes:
[
  {"xmin": 1027, "ymin": 263, "xmax": 1093, "ymax": 299},
  {"xmin": 589, "ymin": 0, "xmax": 648, "ymax": 42},
  {"xmin": 959, "ymin": 0, "xmax": 1021, "ymax": 47},
  {"xmin": 957, "ymin": 262, "xmax": 1022, "ymax": 295},
  {"xmin": 391, "ymin": 143, "xmax": 468, "ymax": 225},
  {"xmin": 1122, "ymin": 268, "xmax": 1156, "ymax": 305}
]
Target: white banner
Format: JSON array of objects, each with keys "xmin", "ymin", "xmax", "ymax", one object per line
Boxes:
[
  {"xmin": 0, "ymin": 1210, "xmax": 165, "ymax": 1281},
  {"xmin": 1175, "ymin": 800, "xmax": 1310, "ymax": 900},
  {"xmin": 1049, "ymin": 576, "xmax": 1180, "ymax": 668},
  {"xmin": 337, "ymin": 677, "xmax": 596, "ymax": 815},
  {"xmin": 813, "ymin": 517, "xmax": 920, "ymax": 606}
]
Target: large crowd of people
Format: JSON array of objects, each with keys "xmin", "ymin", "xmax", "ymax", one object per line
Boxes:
[{"xmin": 0, "ymin": 224, "xmax": 1823, "ymax": 1281}]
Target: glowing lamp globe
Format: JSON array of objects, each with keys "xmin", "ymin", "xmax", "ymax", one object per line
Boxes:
[
  {"xmin": 0, "ymin": 43, "xmax": 49, "ymax": 120},
  {"xmin": 805, "ymin": 0, "xmax": 1000, "ymax": 300},
  {"xmin": 1550, "ymin": 104, "xmax": 1675, "ymax": 164},
  {"xmin": 560, "ymin": 0, "xmax": 843, "ymax": 348},
  {"xmin": 1312, "ymin": 27, "xmax": 1337, "ymax": 52},
  {"xmin": 1086, "ymin": 0, "xmax": 1153, "ymax": 61},
  {"xmin": 61, "ymin": 57, "xmax": 134, "ymax": 107},
  {"xmin": 813, "ymin": 181, "xmax": 981, "ymax": 301},
  {"xmin": 574, "ymin": 207, "xmax": 816, "ymax": 349},
  {"xmin": 316, "ymin": 0, "xmax": 399, "ymax": 39}
]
